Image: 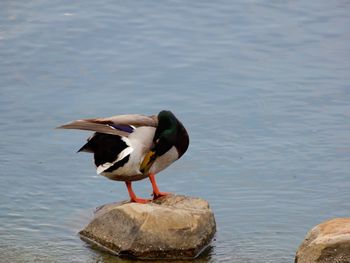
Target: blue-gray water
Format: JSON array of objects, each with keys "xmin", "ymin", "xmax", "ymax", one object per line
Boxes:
[{"xmin": 1, "ymin": 1, "xmax": 349, "ymax": 262}]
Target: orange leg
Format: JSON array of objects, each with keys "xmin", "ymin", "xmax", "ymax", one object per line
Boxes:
[
  {"xmin": 149, "ymin": 173, "xmax": 171, "ymax": 200},
  {"xmin": 125, "ymin": 181, "xmax": 150, "ymax": 204}
]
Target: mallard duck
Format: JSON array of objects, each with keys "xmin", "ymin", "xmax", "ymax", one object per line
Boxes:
[{"xmin": 57, "ymin": 110, "xmax": 189, "ymax": 203}]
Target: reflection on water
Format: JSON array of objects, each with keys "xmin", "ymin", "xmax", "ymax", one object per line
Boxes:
[
  {"xmin": 87, "ymin": 244, "xmax": 214, "ymax": 263},
  {"xmin": 1, "ymin": 0, "xmax": 350, "ymax": 262}
]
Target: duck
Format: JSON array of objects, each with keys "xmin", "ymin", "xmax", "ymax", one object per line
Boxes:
[{"xmin": 57, "ymin": 110, "xmax": 189, "ymax": 203}]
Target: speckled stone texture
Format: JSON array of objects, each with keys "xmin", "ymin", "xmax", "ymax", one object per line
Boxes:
[
  {"xmin": 295, "ymin": 218, "xmax": 350, "ymax": 263},
  {"xmin": 79, "ymin": 195, "xmax": 216, "ymax": 259}
]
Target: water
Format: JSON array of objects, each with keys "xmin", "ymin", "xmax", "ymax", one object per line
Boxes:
[{"xmin": 1, "ymin": 1, "xmax": 349, "ymax": 262}]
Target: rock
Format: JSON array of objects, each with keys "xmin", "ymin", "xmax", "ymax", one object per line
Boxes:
[
  {"xmin": 79, "ymin": 195, "xmax": 216, "ymax": 259},
  {"xmin": 295, "ymin": 218, "xmax": 350, "ymax": 263}
]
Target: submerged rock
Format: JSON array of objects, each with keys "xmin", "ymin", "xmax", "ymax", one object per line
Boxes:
[
  {"xmin": 295, "ymin": 218, "xmax": 350, "ymax": 263},
  {"xmin": 79, "ymin": 195, "xmax": 216, "ymax": 259}
]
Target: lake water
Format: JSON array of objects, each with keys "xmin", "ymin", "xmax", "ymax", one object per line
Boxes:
[{"xmin": 1, "ymin": 1, "xmax": 349, "ymax": 262}]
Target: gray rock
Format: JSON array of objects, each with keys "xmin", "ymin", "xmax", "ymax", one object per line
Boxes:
[
  {"xmin": 79, "ymin": 195, "xmax": 216, "ymax": 259},
  {"xmin": 295, "ymin": 218, "xmax": 350, "ymax": 263}
]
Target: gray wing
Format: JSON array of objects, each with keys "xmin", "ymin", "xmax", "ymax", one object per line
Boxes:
[
  {"xmin": 95, "ymin": 114, "xmax": 158, "ymax": 127},
  {"xmin": 56, "ymin": 114, "xmax": 158, "ymax": 136}
]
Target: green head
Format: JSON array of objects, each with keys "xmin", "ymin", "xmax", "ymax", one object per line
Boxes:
[
  {"xmin": 153, "ymin": 110, "xmax": 178, "ymax": 156},
  {"xmin": 140, "ymin": 110, "xmax": 179, "ymax": 174}
]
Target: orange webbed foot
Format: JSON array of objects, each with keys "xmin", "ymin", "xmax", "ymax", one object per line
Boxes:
[
  {"xmin": 149, "ymin": 173, "xmax": 172, "ymax": 200},
  {"xmin": 152, "ymin": 191, "xmax": 172, "ymax": 200},
  {"xmin": 130, "ymin": 197, "xmax": 152, "ymax": 204},
  {"xmin": 126, "ymin": 181, "xmax": 151, "ymax": 204}
]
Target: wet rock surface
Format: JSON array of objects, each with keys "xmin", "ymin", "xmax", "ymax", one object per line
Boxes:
[
  {"xmin": 295, "ymin": 218, "xmax": 350, "ymax": 263},
  {"xmin": 79, "ymin": 195, "xmax": 216, "ymax": 259}
]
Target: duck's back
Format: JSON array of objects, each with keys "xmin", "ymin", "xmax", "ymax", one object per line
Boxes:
[{"xmin": 79, "ymin": 127, "xmax": 156, "ymax": 181}]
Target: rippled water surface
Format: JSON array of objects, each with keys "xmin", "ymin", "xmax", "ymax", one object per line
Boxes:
[{"xmin": 1, "ymin": 1, "xmax": 350, "ymax": 262}]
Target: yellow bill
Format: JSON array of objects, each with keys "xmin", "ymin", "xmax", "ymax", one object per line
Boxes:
[{"xmin": 140, "ymin": 150, "xmax": 156, "ymax": 174}]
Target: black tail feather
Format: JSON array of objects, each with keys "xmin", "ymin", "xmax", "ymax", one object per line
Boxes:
[
  {"xmin": 77, "ymin": 143, "xmax": 94, "ymax": 153},
  {"xmin": 76, "ymin": 133, "xmax": 128, "ymax": 168}
]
